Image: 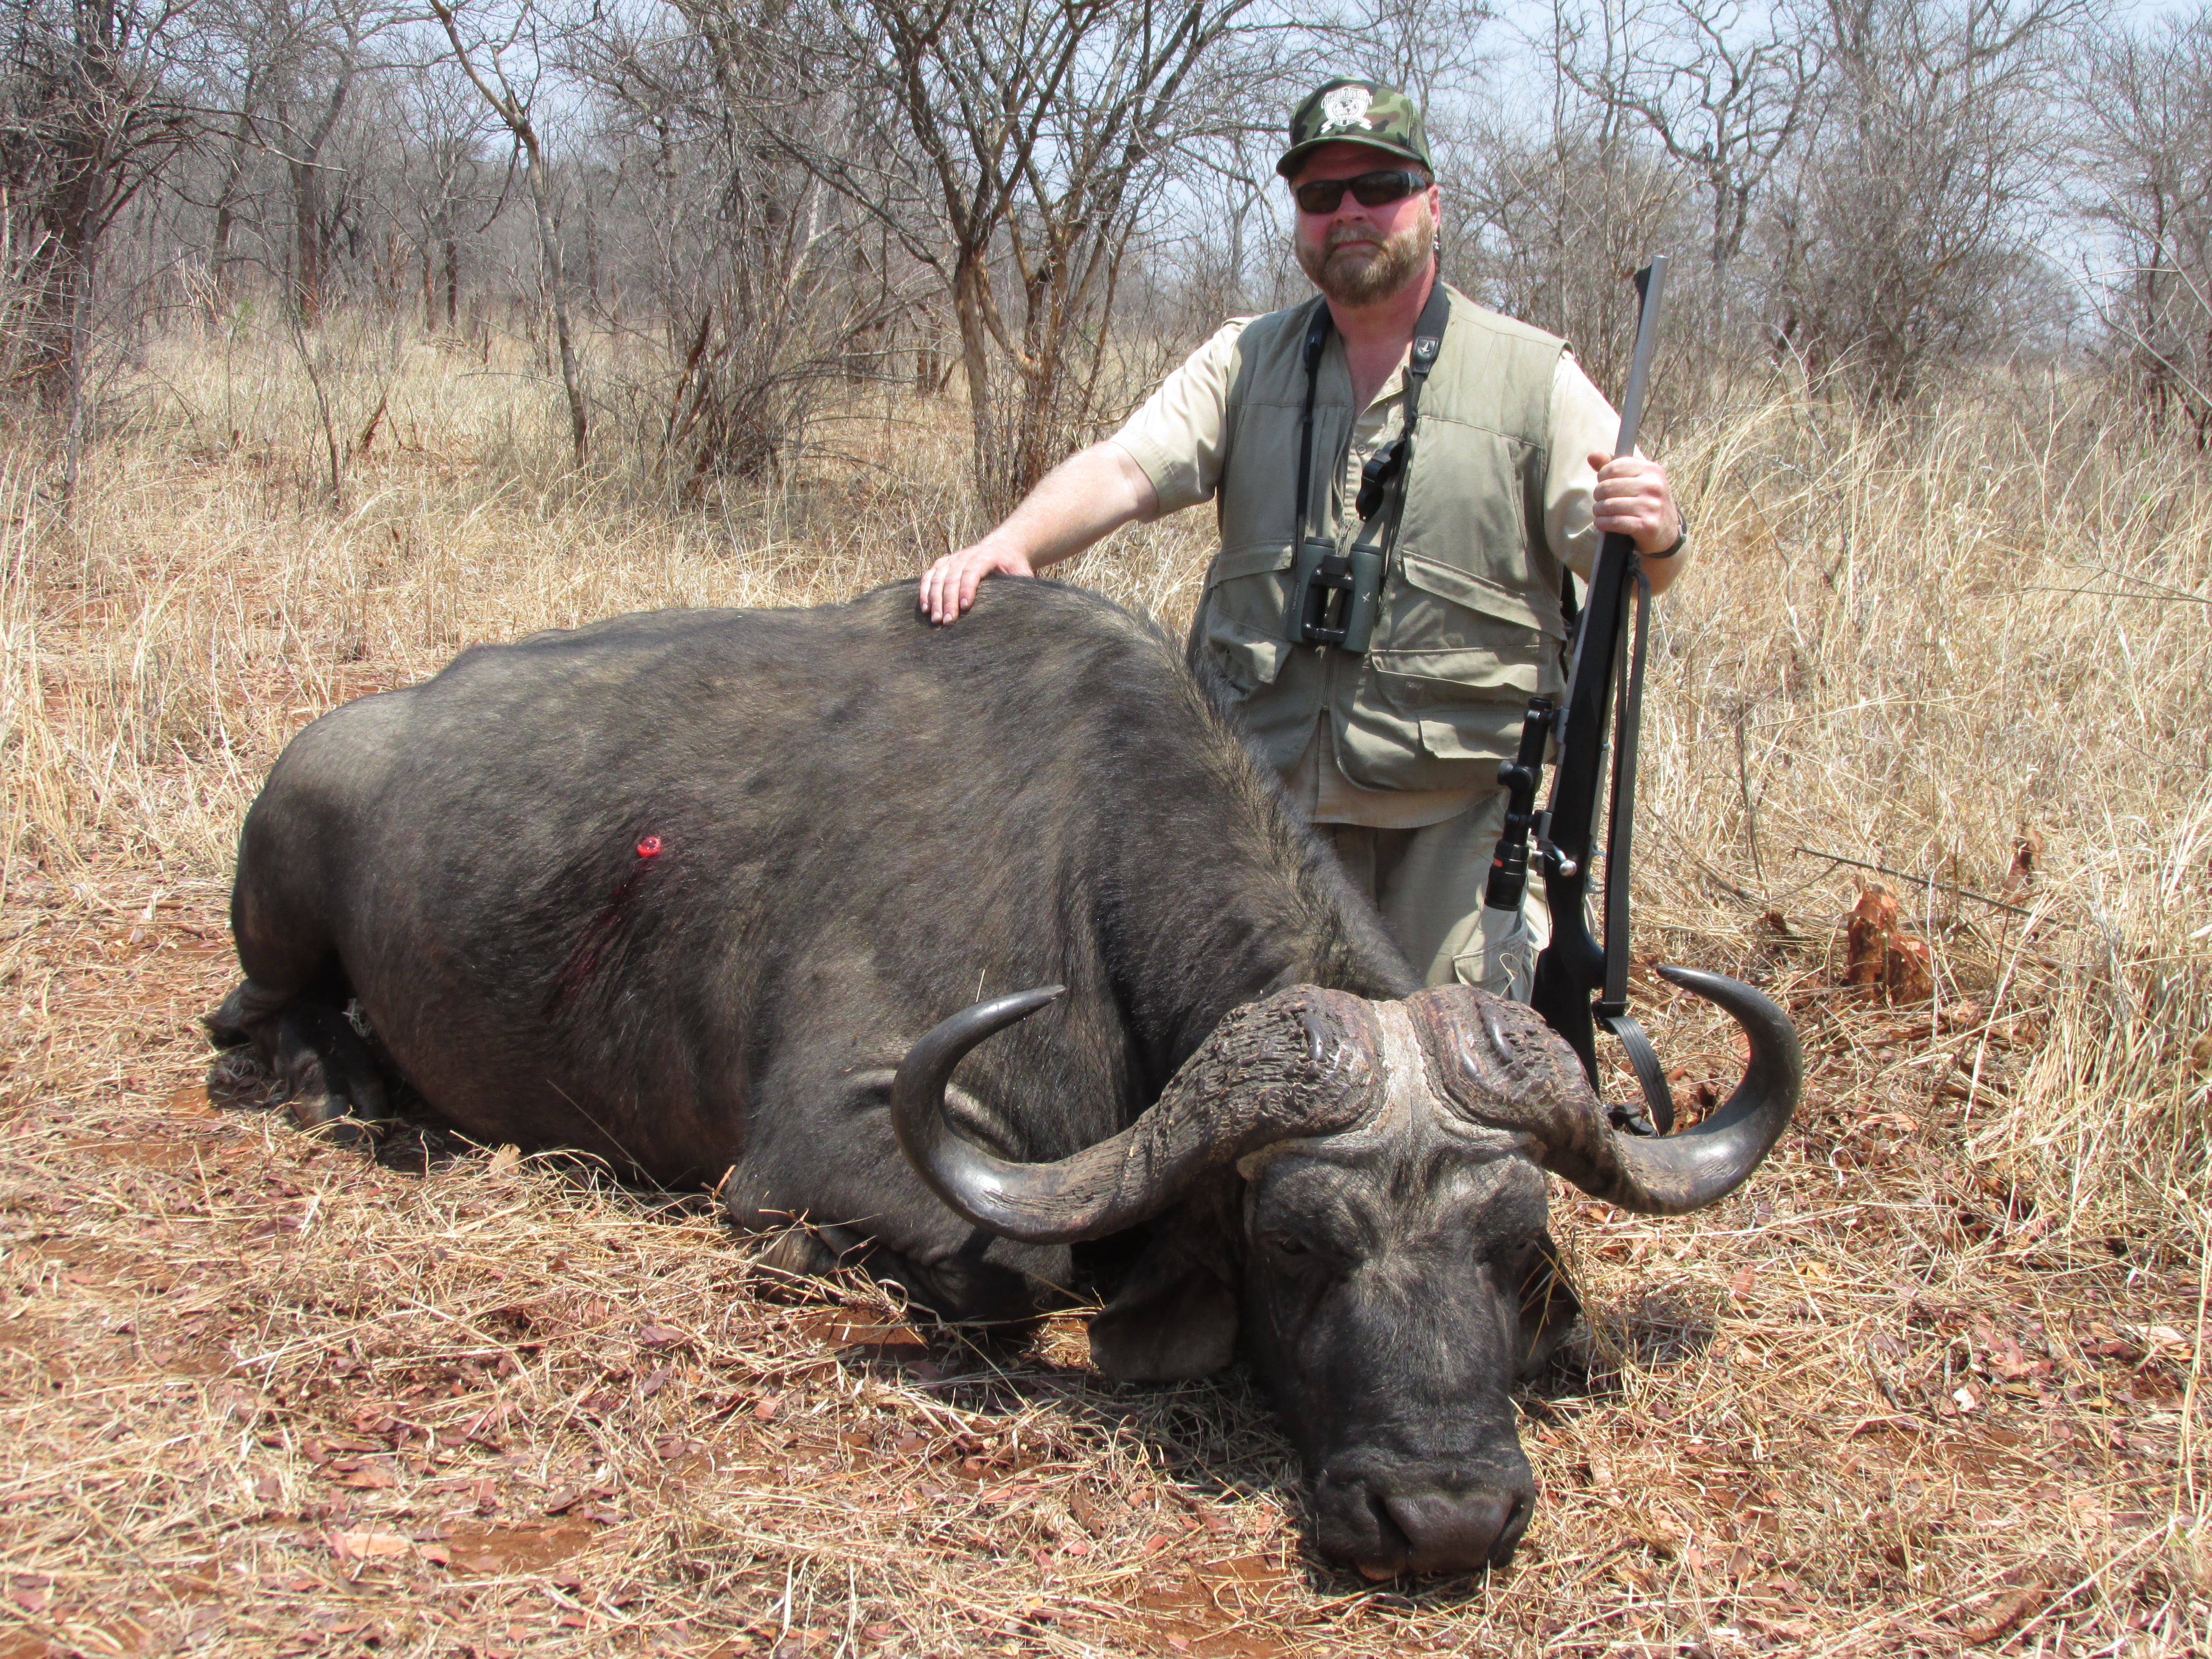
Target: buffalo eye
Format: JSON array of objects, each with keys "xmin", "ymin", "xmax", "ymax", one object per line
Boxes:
[{"xmin": 1257, "ymin": 1230, "xmax": 1327, "ymax": 1272}]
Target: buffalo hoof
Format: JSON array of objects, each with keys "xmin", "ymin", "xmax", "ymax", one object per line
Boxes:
[
  {"xmin": 290, "ymin": 1104, "xmax": 380, "ymax": 1152},
  {"xmin": 1313, "ymin": 1470, "xmax": 1534, "ymax": 1577},
  {"xmin": 265, "ymin": 1002, "xmax": 392, "ymax": 1151}
]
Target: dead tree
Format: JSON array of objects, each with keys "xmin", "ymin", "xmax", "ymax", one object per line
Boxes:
[
  {"xmin": 276, "ymin": 6, "xmax": 355, "ymax": 322},
  {"xmin": 2073, "ymin": 12, "xmax": 2212, "ymax": 441},
  {"xmin": 0, "ymin": 0, "xmax": 195, "ymax": 493},
  {"xmin": 1556, "ymin": 0, "xmax": 1815, "ymax": 338},
  {"xmin": 429, "ymin": 0, "xmax": 586, "ymax": 462},
  {"xmin": 1765, "ymin": 0, "xmax": 2086, "ymax": 398},
  {"xmin": 394, "ymin": 59, "xmax": 495, "ymax": 334},
  {"xmin": 790, "ymin": 0, "xmax": 1261, "ymax": 517},
  {"xmin": 1454, "ymin": 1, "xmax": 1691, "ymax": 393},
  {"xmin": 206, "ymin": 57, "xmax": 256, "ymax": 298},
  {"xmin": 572, "ymin": 0, "xmax": 914, "ymax": 492}
]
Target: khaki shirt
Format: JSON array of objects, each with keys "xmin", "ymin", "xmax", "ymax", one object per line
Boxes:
[{"xmin": 1113, "ymin": 318, "xmax": 1660, "ymax": 828}]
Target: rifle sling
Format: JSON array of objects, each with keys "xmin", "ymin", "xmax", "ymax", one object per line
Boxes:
[
  {"xmin": 1600, "ymin": 565, "xmax": 1652, "ymax": 1015},
  {"xmin": 1597, "ymin": 562, "xmax": 1676, "ymax": 1135},
  {"xmin": 1600, "ymin": 1009, "xmax": 1677, "ymax": 1136}
]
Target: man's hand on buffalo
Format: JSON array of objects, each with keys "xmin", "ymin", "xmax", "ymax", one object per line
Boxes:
[
  {"xmin": 918, "ymin": 538, "xmax": 1037, "ymax": 625},
  {"xmin": 918, "ymin": 440, "xmax": 1159, "ymax": 624},
  {"xmin": 1588, "ymin": 452, "xmax": 1689, "ymax": 596}
]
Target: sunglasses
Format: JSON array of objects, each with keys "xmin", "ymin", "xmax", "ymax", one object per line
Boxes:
[{"xmin": 1291, "ymin": 168, "xmax": 1430, "ymax": 215}]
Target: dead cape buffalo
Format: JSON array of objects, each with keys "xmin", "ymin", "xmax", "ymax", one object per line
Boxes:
[{"xmin": 209, "ymin": 578, "xmax": 1800, "ymax": 1578}]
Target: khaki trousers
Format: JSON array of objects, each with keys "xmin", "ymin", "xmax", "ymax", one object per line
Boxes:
[{"xmin": 1316, "ymin": 789, "xmax": 1551, "ymax": 997}]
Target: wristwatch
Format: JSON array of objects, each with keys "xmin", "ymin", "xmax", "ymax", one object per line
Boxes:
[{"xmin": 1647, "ymin": 516, "xmax": 1688, "ymax": 558}]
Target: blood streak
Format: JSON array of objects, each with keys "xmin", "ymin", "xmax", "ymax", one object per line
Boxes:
[{"xmin": 543, "ymin": 834, "xmax": 669, "ymax": 1018}]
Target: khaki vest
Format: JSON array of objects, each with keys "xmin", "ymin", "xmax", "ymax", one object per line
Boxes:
[{"xmin": 1189, "ymin": 287, "xmax": 1569, "ymax": 792}]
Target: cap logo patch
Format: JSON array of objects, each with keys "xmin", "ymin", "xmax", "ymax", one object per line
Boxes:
[{"xmin": 1320, "ymin": 84, "xmax": 1374, "ymax": 131}]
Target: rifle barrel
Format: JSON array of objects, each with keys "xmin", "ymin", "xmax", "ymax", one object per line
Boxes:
[
  {"xmin": 1530, "ymin": 256, "xmax": 1668, "ymax": 1085},
  {"xmin": 1612, "ymin": 257, "xmax": 1668, "ymax": 460}
]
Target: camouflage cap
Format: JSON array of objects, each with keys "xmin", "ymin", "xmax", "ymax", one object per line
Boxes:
[{"xmin": 1276, "ymin": 78, "xmax": 1432, "ymax": 179}]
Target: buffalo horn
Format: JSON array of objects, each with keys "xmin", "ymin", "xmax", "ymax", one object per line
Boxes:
[
  {"xmin": 1544, "ymin": 965, "xmax": 1803, "ymax": 1215},
  {"xmin": 891, "ymin": 984, "xmax": 1379, "ymax": 1244}
]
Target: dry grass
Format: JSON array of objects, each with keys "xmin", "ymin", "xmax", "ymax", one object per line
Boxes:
[{"xmin": 0, "ymin": 322, "xmax": 2207, "ymax": 1657}]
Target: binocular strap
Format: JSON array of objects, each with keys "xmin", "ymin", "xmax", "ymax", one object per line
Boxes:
[{"xmin": 1291, "ymin": 282, "xmax": 1452, "ymax": 577}]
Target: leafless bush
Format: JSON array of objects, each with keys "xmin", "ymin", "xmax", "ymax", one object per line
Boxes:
[
  {"xmin": 793, "ymin": 0, "xmax": 1266, "ymax": 518},
  {"xmin": 2073, "ymin": 6, "xmax": 2212, "ymax": 443},
  {"xmin": 1760, "ymin": 0, "xmax": 2083, "ymax": 399},
  {"xmin": 572, "ymin": 0, "xmax": 914, "ymax": 494},
  {"xmin": 0, "ymin": 0, "xmax": 194, "ymax": 493},
  {"xmin": 1449, "ymin": 72, "xmax": 1692, "ymax": 393}
]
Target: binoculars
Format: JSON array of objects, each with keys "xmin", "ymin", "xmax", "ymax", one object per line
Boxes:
[{"xmin": 1285, "ymin": 537, "xmax": 1383, "ymax": 653}]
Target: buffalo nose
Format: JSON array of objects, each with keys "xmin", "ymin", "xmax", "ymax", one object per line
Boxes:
[
  {"xmin": 1319, "ymin": 1473, "xmax": 1534, "ymax": 1579},
  {"xmin": 1375, "ymin": 1489, "xmax": 1527, "ymax": 1576}
]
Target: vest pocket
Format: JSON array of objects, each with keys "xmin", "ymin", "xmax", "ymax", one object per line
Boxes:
[
  {"xmin": 1368, "ymin": 651, "xmax": 1540, "ymax": 764},
  {"xmin": 1370, "ymin": 549, "xmax": 1563, "ymax": 702},
  {"xmin": 1371, "ymin": 645, "xmax": 1547, "ymax": 700},
  {"xmin": 1340, "ymin": 673, "xmax": 1532, "ymax": 781},
  {"xmin": 1359, "ymin": 554, "xmax": 1567, "ymax": 772},
  {"xmin": 1396, "ymin": 550, "xmax": 1566, "ymax": 641},
  {"xmin": 1198, "ymin": 543, "xmax": 1296, "ymax": 694}
]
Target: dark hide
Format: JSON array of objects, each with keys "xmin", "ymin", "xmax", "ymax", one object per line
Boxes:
[
  {"xmin": 213, "ymin": 578, "xmax": 1602, "ymax": 1576},
  {"xmin": 217, "ymin": 581, "xmax": 1413, "ymax": 1309}
]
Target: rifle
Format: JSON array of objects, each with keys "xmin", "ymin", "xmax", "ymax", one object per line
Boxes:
[{"xmin": 1483, "ymin": 256, "xmax": 1680, "ymax": 1135}]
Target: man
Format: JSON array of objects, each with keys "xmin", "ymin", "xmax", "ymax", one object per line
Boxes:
[{"xmin": 918, "ymin": 77, "xmax": 1687, "ymax": 997}]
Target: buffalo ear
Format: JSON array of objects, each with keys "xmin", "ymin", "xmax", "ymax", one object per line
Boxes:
[
  {"xmin": 1089, "ymin": 1250, "xmax": 1239, "ymax": 1380},
  {"xmin": 1516, "ymin": 1229, "xmax": 1583, "ymax": 1380}
]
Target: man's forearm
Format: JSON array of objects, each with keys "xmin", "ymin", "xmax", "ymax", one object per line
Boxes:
[
  {"xmin": 975, "ymin": 442, "xmax": 1158, "ymax": 570},
  {"xmin": 919, "ymin": 440, "xmax": 1162, "ymax": 623},
  {"xmin": 1640, "ymin": 526, "xmax": 1690, "ymax": 597}
]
